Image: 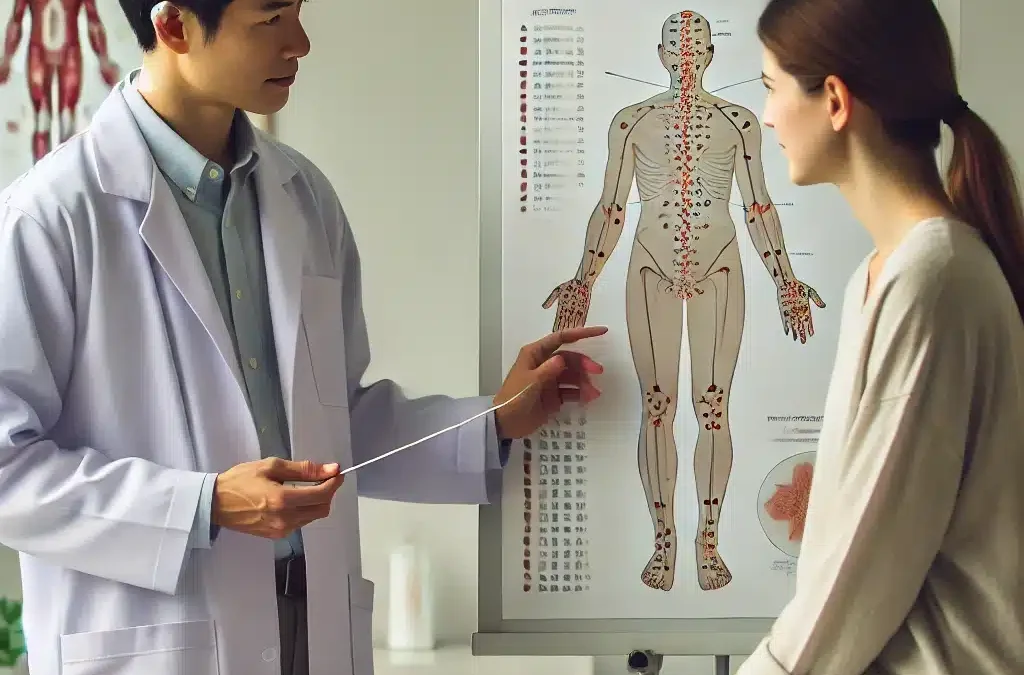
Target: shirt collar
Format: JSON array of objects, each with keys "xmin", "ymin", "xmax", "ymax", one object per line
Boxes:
[{"xmin": 119, "ymin": 69, "xmax": 259, "ymax": 209}]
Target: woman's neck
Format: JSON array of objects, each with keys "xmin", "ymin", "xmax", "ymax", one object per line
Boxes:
[{"xmin": 837, "ymin": 144, "xmax": 957, "ymax": 258}]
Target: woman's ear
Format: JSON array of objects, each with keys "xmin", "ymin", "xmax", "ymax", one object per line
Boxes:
[{"xmin": 823, "ymin": 74, "xmax": 853, "ymax": 132}]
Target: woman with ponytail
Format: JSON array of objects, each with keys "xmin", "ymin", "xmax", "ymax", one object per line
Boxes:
[{"xmin": 738, "ymin": 1, "xmax": 1024, "ymax": 673}]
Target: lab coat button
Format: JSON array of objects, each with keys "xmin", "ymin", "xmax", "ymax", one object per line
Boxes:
[{"xmin": 262, "ymin": 647, "xmax": 277, "ymax": 662}]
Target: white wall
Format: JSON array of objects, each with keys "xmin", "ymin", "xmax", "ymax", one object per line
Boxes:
[
  {"xmin": 0, "ymin": 0, "xmax": 1018, "ymax": 659},
  {"xmin": 275, "ymin": 0, "xmax": 484, "ymax": 645},
  {"xmin": 958, "ymin": 1, "xmax": 1023, "ymax": 172}
]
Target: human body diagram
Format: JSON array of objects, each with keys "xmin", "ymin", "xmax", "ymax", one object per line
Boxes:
[
  {"xmin": 544, "ymin": 11, "xmax": 824, "ymax": 592},
  {"xmin": 0, "ymin": 0, "xmax": 120, "ymax": 163}
]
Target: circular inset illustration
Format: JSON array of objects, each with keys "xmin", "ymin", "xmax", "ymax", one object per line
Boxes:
[{"xmin": 757, "ymin": 451, "xmax": 816, "ymax": 558}]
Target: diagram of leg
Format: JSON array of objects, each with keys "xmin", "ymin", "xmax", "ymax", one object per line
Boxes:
[
  {"xmin": 686, "ymin": 242, "xmax": 744, "ymax": 591},
  {"xmin": 626, "ymin": 242, "xmax": 684, "ymax": 591},
  {"xmin": 56, "ymin": 46, "xmax": 82, "ymax": 143},
  {"xmin": 758, "ymin": 451, "xmax": 816, "ymax": 558},
  {"xmin": 26, "ymin": 43, "xmax": 55, "ymax": 162}
]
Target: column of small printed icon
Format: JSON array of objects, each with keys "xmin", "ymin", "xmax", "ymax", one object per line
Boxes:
[
  {"xmin": 519, "ymin": 24, "xmax": 529, "ymax": 212},
  {"xmin": 523, "ymin": 438, "xmax": 533, "ymax": 591}
]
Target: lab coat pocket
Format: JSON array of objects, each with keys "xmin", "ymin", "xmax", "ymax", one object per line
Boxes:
[
  {"xmin": 302, "ymin": 274, "xmax": 348, "ymax": 408},
  {"xmin": 349, "ymin": 574, "xmax": 376, "ymax": 675},
  {"xmin": 60, "ymin": 619, "xmax": 219, "ymax": 675}
]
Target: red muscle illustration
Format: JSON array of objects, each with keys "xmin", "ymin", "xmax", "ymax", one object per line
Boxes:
[{"xmin": 0, "ymin": 0, "xmax": 120, "ymax": 162}]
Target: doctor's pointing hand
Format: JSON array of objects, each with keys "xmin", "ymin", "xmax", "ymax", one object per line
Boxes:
[
  {"xmin": 491, "ymin": 325, "xmax": 608, "ymax": 439},
  {"xmin": 212, "ymin": 324, "xmax": 608, "ymax": 544}
]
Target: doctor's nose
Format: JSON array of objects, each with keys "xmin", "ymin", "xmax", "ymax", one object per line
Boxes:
[{"xmin": 284, "ymin": 22, "xmax": 311, "ymax": 59}]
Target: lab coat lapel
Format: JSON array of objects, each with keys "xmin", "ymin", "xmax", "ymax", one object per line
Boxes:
[
  {"xmin": 253, "ymin": 137, "xmax": 305, "ymax": 434},
  {"xmin": 140, "ymin": 181, "xmax": 246, "ymax": 390},
  {"xmin": 89, "ymin": 90, "xmax": 245, "ymax": 392}
]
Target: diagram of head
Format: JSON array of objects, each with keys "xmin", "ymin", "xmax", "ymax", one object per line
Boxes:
[{"xmin": 657, "ymin": 11, "xmax": 714, "ymax": 81}]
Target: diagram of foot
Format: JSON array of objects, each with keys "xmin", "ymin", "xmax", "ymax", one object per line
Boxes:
[
  {"xmin": 542, "ymin": 10, "xmax": 825, "ymax": 593},
  {"xmin": 758, "ymin": 451, "xmax": 816, "ymax": 558}
]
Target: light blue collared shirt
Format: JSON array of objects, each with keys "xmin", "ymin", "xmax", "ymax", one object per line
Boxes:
[{"xmin": 120, "ymin": 71, "xmax": 302, "ymax": 560}]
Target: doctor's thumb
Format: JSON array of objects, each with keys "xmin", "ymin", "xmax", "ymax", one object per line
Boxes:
[
  {"xmin": 266, "ymin": 458, "xmax": 339, "ymax": 482},
  {"xmin": 533, "ymin": 353, "xmax": 567, "ymax": 384}
]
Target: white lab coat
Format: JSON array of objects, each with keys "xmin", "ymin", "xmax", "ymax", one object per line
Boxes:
[{"xmin": 0, "ymin": 89, "xmax": 499, "ymax": 675}]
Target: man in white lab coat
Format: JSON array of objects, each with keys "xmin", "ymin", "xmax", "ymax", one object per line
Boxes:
[{"xmin": 0, "ymin": 0, "xmax": 607, "ymax": 673}]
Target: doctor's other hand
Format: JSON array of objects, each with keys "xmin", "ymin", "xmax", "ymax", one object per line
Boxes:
[
  {"xmin": 211, "ymin": 458, "xmax": 343, "ymax": 539},
  {"xmin": 492, "ymin": 326, "xmax": 608, "ymax": 439}
]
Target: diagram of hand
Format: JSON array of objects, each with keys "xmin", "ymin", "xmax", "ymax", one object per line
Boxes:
[
  {"xmin": 99, "ymin": 59, "xmax": 120, "ymax": 87},
  {"xmin": 0, "ymin": 60, "xmax": 10, "ymax": 85},
  {"xmin": 542, "ymin": 277, "xmax": 592, "ymax": 331},
  {"xmin": 492, "ymin": 326, "xmax": 607, "ymax": 439},
  {"xmin": 777, "ymin": 279, "xmax": 825, "ymax": 343}
]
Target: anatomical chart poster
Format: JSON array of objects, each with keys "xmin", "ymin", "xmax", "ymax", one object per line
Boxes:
[
  {"xmin": 0, "ymin": 0, "xmax": 140, "ymax": 187},
  {"xmin": 498, "ymin": 0, "xmax": 873, "ymax": 621}
]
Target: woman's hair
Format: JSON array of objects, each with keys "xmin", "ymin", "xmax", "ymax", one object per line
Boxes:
[{"xmin": 757, "ymin": 0, "xmax": 1024, "ymax": 315}]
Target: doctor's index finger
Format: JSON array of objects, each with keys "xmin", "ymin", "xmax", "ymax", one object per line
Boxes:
[{"xmin": 529, "ymin": 326, "xmax": 608, "ymax": 360}]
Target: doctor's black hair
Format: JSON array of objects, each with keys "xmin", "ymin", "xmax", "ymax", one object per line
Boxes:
[{"xmin": 118, "ymin": 0, "xmax": 234, "ymax": 51}]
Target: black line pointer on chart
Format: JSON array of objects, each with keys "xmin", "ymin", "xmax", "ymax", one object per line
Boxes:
[{"xmin": 604, "ymin": 71, "xmax": 762, "ymax": 94}]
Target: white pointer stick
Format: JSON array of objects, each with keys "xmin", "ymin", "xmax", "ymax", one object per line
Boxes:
[{"xmin": 338, "ymin": 383, "xmax": 534, "ymax": 476}]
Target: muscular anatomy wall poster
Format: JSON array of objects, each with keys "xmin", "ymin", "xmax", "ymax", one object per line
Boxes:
[
  {"xmin": 0, "ymin": 0, "xmax": 139, "ymax": 186},
  {"xmin": 498, "ymin": 1, "xmax": 872, "ymax": 621}
]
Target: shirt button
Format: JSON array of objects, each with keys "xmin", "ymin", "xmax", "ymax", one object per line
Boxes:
[
  {"xmin": 262, "ymin": 647, "xmax": 277, "ymax": 662},
  {"xmin": 260, "ymin": 426, "xmax": 268, "ymax": 434},
  {"xmin": 209, "ymin": 168, "xmax": 220, "ymax": 180},
  {"xmin": 248, "ymin": 357, "xmax": 258, "ymax": 369},
  {"xmin": 235, "ymin": 289, "xmax": 243, "ymax": 300}
]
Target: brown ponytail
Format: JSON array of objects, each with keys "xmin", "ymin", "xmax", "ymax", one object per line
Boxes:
[
  {"xmin": 758, "ymin": 0, "xmax": 1024, "ymax": 317},
  {"xmin": 946, "ymin": 109, "xmax": 1024, "ymax": 315}
]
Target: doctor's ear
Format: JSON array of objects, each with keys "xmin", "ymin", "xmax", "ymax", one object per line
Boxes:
[{"xmin": 150, "ymin": 1, "xmax": 189, "ymax": 52}]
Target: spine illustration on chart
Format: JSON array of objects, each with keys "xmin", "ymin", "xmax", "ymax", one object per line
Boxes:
[{"xmin": 542, "ymin": 10, "xmax": 826, "ymax": 592}]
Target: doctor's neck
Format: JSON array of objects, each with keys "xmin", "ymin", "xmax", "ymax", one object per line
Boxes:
[{"xmin": 135, "ymin": 64, "xmax": 237, "ymax": 168}]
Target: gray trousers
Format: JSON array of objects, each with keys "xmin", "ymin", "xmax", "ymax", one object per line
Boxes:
[{"xmin": 277, "ymin": 593, "xmax": 309, "ymax": 675}]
